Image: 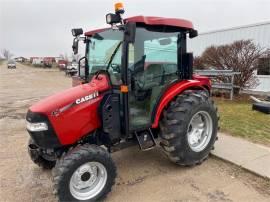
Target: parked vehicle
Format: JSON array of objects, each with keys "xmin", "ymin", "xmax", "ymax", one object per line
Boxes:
[
  {"xmin": 7, "ymin": 60, "xmax": 16, "ymax": 69},
  {"xmin": 58, "ymin": 60, "xmax": 68, "ymax": 70},
  {"xmin": 66, "ymin": 61, "xmax": 78, "ymax": 71},
  {"xmin": 43, "ymin": 57, "xmax": 55, "ymax": 68},
  {"xmin": 26, "ymin": 3, "xmax": 218, "ymax": 202},
  {"xmin": 32, "ymin": 58, "xmax": 44, "ymax": 66},
  {"xmin": 14, "ymin": 57, "xmax": 27, "ymax": 62},
  {"xmin": 66, "ymin": 61, "xmax": 79, "ymax": 76}
]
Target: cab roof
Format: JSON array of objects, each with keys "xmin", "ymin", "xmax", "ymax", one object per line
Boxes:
[
  {"xmin": 125, "ymin": 16, "xmax": 193, "ymax": 29},
  {"xmin": 85, "ymin": 15, "xmax": 194, "ymax": 36}
]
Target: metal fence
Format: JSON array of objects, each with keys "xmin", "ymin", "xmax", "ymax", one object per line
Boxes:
[{"xmin": 194, "ymin": 70, "xmax": 241, "ymax": 100}]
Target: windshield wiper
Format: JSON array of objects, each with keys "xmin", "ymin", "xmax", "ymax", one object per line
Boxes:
[
  {"xmin": 106, "ymin": 41, "xmax": 122, "ymax": 70},
  {"xmin": 95, "ymin": 41, "xmax": 122, "ymax": 79}
]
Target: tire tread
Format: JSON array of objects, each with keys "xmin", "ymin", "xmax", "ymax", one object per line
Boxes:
[{"xmin": 159, "ymin": 90, "xmax": 219, "ymax": 166}]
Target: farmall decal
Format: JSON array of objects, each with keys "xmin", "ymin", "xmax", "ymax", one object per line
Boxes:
[{"xmin": 75, "ymin": 91, "xmax": 99, "ymax": 105}]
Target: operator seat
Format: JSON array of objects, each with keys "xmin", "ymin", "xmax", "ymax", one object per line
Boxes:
[
  {"xmin": 136, "ymin": 64, "xmax": 164, "ymax": 90},
  {"xmin": 130, "ymin": 63, "xmax": 164, "ymax": 129}
]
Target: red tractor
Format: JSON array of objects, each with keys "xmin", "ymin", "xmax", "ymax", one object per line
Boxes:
[{"xmin": 26, "ymin": 3, "xmax": 218, "ymax": 202}]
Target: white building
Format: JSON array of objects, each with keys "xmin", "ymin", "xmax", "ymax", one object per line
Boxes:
[{"xmin": 188, "ymin": 21, "xmax": 270, "ymax": 93}]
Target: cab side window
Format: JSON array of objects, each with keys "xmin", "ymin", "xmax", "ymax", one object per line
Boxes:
[{"xmin": 128, "ymin": 27, "xmax": 179, "ymax": 129}]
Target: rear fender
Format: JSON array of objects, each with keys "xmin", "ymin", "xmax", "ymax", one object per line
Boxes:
[{"xmin": 151, "ymin": 80, "xmax": 208, "ymax": 128}]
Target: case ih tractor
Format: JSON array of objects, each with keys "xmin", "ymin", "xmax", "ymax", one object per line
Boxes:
[{"xmin": 26, "ymin": 3, "xmax": 218, "ymax": 202}]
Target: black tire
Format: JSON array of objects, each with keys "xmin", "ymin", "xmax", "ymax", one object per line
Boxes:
[
  {"xmin": 52, "ymin": 144, "xmax": 116, "ymax": 202},
  {"xmin": 160, "ymin": 90, "xmax": 218, "ymax": 166},
  {"xmin": 28, "ymin": 138, "xmax": 56, "ymax": 169},
  {"xmin": 252, "ymin": 102, "xmax": 270, "ymax": 114}
]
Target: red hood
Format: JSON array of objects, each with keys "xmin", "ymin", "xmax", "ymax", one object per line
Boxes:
[{"xmin": 30, "ymin": 75, "xmax": 110, "ymax": 115}]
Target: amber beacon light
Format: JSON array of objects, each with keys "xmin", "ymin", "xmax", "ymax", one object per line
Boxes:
[{"xmin": 114, "ymin": 2, "xmax": 124, "ymax": 14}]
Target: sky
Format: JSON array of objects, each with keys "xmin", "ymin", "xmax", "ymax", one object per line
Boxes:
[{"xmin": 1, "ymin": 0, "xmax": 270, "ymax": 58}]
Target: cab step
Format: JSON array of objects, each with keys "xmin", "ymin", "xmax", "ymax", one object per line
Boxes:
[{"xmin": 135, "ymin": 128, "xmax": 156, "ymax": 151}]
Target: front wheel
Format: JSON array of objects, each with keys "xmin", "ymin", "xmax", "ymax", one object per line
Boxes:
[
  {"xmin": 52, "ymin": 144, "xmax": 116, "ymax": 202},
  {"xmin": 160, "ymin": 90, "xmax": 218, "ymax": 166}
]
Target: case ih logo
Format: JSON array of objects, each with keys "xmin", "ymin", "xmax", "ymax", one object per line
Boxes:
[{"xmin": 75, "ymin": 91, "xmax": 99, "ymax": 105}]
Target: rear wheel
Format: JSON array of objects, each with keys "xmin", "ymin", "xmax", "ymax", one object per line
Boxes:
[
  {"xmin": 160, "ymin": 90, "xmax": 218, "ymax": 166},
  {"xmin": 53, "ymin": 144, "xmax": 116, "ymax": 202}
]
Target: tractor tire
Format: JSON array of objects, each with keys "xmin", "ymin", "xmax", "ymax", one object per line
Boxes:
[
  {"xmin": 160, "ymin": 90, "xmax": 218, "ymax": 166},
  {"xmin": 252, "ymin": 102, "xmax": 270, "ymax": 114},
  {"xmin": 52, "ymin": 144, "xmax": 116, "ymax": 202},
  {"xmin": 28, "ymin": 138, "xmax": 56, "ymax": 169}
]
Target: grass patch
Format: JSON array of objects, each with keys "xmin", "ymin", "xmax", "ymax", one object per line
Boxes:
[{"xmin": 215, "ymin": 98, "xmax": 270, "ymax": 146}]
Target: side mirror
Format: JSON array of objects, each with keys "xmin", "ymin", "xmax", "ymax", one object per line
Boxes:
[
  {"xmin": 189, "ymin": 29, "xmax": 198, "ymax": 38},
  {"xmin": 72, "ymin": 38, "xmax": 79, "ymax": 55},
  {"xmin": 71, "ymin": 28, "xmax": 84, "ymax": 55},
  {"xmin": 78, "ymin": 56, "xmax": 86, "ymax": 78}
]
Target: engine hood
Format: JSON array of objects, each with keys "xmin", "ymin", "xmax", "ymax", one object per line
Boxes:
[{"xmin": 29, "ymin": 75, "xmax": 110, "ymax": 115}]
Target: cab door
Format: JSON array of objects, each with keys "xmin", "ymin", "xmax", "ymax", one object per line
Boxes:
[{"xmin": 128, "ymin": 27, "xmax": 179, "ymax": 131}]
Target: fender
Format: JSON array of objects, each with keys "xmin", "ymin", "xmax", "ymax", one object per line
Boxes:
[{"xmin": 151, "ymin": 79, "xmax": 209, "ymax": 128}]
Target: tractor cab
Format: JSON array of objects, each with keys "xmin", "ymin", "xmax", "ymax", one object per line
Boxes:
[{"xmin": 71, "ymin": 6, "xmax": 200, "ymax": 140}]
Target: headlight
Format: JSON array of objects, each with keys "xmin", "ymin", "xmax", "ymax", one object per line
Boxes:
[
  {"xmin": 71, "ymin": 28, "xmax": 83, "ymax": 37},
  {"xmin": 106, "ymin": 13, "xmax": 121, "ymax": 24},
  {"xmin": 106, "ymin": 14, "xmax": 112, "ymax": 24},
  {"xmin": 26, "ymin": 121, "xmax": 48, "ymax": 132}
]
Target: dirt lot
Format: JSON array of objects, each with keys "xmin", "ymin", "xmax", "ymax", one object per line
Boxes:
[{"xmin": 0, "ymin": 62, "xmax": 270, "ymax": 202}]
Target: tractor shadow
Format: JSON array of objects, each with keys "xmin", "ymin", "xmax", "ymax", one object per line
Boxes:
[{"xmin": 111, "ymin": 145, "xmax": 194, "ymax": 187}]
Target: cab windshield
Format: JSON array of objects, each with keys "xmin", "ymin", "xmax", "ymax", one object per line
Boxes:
[{"xmin": 87, "ymin": 29, "xmax": 123, "ymax": 85}]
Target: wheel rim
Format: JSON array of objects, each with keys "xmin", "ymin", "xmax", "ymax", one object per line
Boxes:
[
  {"xmin": 187, "ymin": 111, "xmax": 213, "ymax": 152},
  {"xmin": 69, "ymin": 162, "xmax": 107, "ymax": 200}
]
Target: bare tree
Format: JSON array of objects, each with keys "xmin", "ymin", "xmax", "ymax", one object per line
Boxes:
[
  {"xmin": 193, "ymin": 56, "xmax": 207, "ymax": 70},
  {"xmin": 1, "ymin": 49, "xmax": 13, "ymax": 60},
  {"xmin": 195, "ymin": 40, "xmax": 266, "ymax": 89}
]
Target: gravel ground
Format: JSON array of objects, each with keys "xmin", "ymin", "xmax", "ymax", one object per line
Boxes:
[{"xmin": 0, "ymin": 62, "xmax": 269, "ymax": 202}]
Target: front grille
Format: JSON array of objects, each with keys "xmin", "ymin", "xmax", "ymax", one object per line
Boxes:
[{"xmin": 26, "ymin": 110, "xmax": 61, "ymax": 148}]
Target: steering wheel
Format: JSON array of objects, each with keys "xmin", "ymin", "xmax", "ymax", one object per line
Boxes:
[{"xmin": 110, "ymin": 63, "xmax": 121, "ymax": 73}]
